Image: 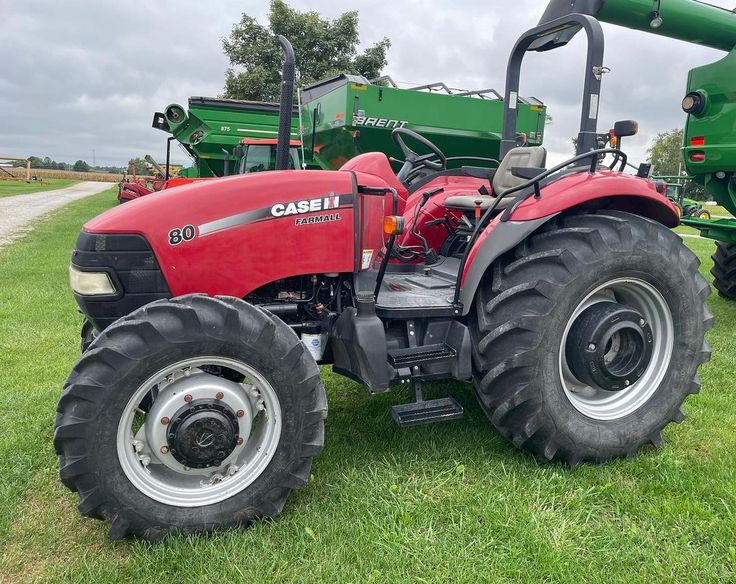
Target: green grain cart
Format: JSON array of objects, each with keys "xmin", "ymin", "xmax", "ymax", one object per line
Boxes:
[
  {"xmin": 153, "ymin": 76, "xmax": 547, "ymax": 177},
  {"xmin": 152, "ymin": 98, "xmax": 300, "ymax": 178}
]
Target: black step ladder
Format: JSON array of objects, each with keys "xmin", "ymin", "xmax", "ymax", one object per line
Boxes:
[{"xmin": 389, "ymin": 320, "xmax": 464, "ymax": 428}]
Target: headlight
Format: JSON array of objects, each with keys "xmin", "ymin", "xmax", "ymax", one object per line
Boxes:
[
  {"xmin": 69, "ymin": 265, "xmax": 116, "ymax": 296},
  {"xmin": 682, "ymin": 91, "xmax": 706, "ymax": 116}
]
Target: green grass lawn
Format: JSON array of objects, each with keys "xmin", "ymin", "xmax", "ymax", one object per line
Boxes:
[
  {"xmin": 0, "ymin": 179, "xmax": 79, "ymax": 197},
  {"xmin": 1, "ymin": 193, "xmax": 735, "ymax": 582}
]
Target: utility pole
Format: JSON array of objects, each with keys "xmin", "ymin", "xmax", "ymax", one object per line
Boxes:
[{"xmin": 93, "ymin": 149, "xmax": 96, "ymax": 168}]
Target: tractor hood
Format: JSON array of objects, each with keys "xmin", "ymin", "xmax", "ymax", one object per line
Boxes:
[
  {"xmin": 78, "ymin": 169, "xmax": 386, "ymax": 302},
  {"xmin": 85, "ymin": 170, "xmax": 355, "ymax": 236}
]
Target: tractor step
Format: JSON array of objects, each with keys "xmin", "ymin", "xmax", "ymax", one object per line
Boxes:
[
  {"xmin": 388, "ymin": 343, "xmax": 456, "ymax": 368},
  {"xmin": 390, "ymin": 396, "xmax": 464, "ymax": 428}
]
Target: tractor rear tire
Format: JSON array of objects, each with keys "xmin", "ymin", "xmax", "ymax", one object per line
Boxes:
[
  {"xmin": 54, "ymin": 294, "xmax": 327, "ymax": 540},
  {"xmin": 470, "ymin": 211, "xmax": 712, "ymax": 466},
  {"xmin": 711, "ymin": 241, "xmax": 736, "ymax": 299}
]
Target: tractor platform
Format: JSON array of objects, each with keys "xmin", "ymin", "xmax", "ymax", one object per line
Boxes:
[{"xmin": 375, "ymin": 257, "xmax": 460, "ymax": 318}]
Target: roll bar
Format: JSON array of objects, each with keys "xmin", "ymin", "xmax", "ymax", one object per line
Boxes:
[{"xmin": 501, "ymin": 14, "xmax": 605, "ymax": 159}]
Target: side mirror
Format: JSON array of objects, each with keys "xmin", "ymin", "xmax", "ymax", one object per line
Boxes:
[
  {"xmin": 234, "ymin": 144, "xmax": 245, "ymax": 160},
  {"xmin": 613, "ymin": 120, "xmax": 639, "ymax": 138}
]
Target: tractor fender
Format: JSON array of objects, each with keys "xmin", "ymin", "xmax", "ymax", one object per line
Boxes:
[
  {"xmin": 458, "ymin": 215, "xmax": 554, "ymax": 314},
  {"xmin": 457, "ymin": 171, "xmax": 679, "ymax": 315}
]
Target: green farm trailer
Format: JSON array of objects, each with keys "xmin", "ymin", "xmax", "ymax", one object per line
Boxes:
[
  {"xmin": 152, "ymin": 76, "xmax": 547, "ymax": 178},
  {"xmin": 152, "ymin": 98, "xmax": 300, "ymax": 178},
  {"xmin": 300, "ymin": 74, "xmax": 546, "ymax": 170}
]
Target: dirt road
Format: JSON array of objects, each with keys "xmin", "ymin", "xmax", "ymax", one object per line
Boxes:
[{"xmin": 0, "ymin": 181, "xmax": 111, "ymax": 246}]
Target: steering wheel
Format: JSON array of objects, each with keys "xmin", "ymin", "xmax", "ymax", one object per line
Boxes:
[{"xmin": 391, "ymin": 127, "xmax": 447, "ymax": 184}]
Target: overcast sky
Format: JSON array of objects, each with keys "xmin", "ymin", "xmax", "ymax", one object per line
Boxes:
[{"xmin": 1, "ymin": 0, "xmax": 733, "ymax": 168}]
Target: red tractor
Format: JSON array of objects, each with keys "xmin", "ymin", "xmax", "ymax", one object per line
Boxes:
[{"xmin": 57, "ymin": 16, "xmax": 711, "ymax": 540}]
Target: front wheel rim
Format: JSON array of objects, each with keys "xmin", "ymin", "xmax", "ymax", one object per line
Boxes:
[
  {"xmin": 559, "ymin": 278, "xmax": 675, "ymax": 421},
  {"xmin": 116, "ymin": 356, "xmax": 282, "ymax": 507}
]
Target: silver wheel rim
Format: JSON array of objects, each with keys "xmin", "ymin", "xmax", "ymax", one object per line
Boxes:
[
  {"xmin": 559, "ymin": 278, "xmax": 674, "ymax": 421},
  {"xmin": 117, "ymin": 356, "xmax": 282, "ymax": 507}
]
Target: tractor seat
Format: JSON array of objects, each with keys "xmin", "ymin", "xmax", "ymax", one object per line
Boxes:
[{"xmin": 444, "ymin": 146, "xmax": 547, "ymax": 213}]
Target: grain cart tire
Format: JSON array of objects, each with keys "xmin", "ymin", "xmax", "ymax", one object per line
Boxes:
[
  {"xmin": 470, "ymin": 211, "xmax": 712, "ymax": 466},
  {"xmin": 54, "ymin": 294, "xmax": 327, "ymax": 540},
  {"xmin": 711, "ymin": 241, "xmax": 736, "ymax": 299}
]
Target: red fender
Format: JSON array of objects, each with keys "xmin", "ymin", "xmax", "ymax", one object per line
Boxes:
[
  {"xmin": 457, "ymin": 171, "xmax": 678, "ymax": 313},
  {"xmin": 507, "ymin": 170, "xmax": 677, "ymax": 226}
]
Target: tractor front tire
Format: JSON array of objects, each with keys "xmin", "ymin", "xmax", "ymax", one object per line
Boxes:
[
  {"xmin": 80, "ymin": 319, "xmax": 98, "ymax": 352},
  {"xmin": 54, "ymin": 295, "xmax": 327, "ymax": 540},
  {"xmin": 711, "ymin": 241, "xmax": 736, "ymax": 299},
  {"xmin": 470, "ymin": 211, "xmax": 712, "ymax": 466}
]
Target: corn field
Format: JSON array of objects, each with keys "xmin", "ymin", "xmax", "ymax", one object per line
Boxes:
[{"xmin": 0, "ymin": 167, "xmax": 123, "ymax": 183}]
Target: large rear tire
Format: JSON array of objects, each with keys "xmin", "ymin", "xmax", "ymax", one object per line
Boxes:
[
  {"xmin": 711, "ymin": 241, "xmax": 736, "ymax": 299},
  {"xmin": 470, "ymin": 211, "xmax": 712, "ymax": 466},
  {"xmin": 54, "ymin": 295, "xmax": 327, "ymax": 540}
]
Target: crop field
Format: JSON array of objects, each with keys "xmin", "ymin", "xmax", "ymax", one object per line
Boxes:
[
  {"xmin": 0, "ymin": 191, "xmax": 734, "ymax": 583},
  {"xmin": 1, "ymin": 167, "xmax": 123, "ymax": 183}
]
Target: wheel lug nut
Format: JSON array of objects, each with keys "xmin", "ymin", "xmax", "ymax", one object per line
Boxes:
[
  {"xmin": 184, "ymin": 394, "xmax": 193, "ymax": 403},
  {"xmin": 216, "ymin": 391, "xmax": 224, "ymax": 400},
  {"xmin": 624, "ymin": 379, "xmax": 630, "ymax": 386},
  {"xmin": 236, "ymin": 436, "xmax": 244, "ymax": 445},
  {"xmin": 160, "ymin": 416, "xmax": 170, "ymax": 425},
  {"xmin": 639, "ymin": 319, "xmax": 646, "ymax": 326},
  {"xmin": 236, "ymin": 410, "xmax": 245, "ymax": 418},
  {"xmin": 160, "ymin": 445, "xmax": 169, "ymax": 454},
  {"xmin": 588, "ymin": 343, "xmax": 596, "ymax": 351}
]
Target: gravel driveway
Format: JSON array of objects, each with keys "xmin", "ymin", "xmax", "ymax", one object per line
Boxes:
[{"xmin": 0, "ymin": 181, "xmax": 111, "ymax": 246}]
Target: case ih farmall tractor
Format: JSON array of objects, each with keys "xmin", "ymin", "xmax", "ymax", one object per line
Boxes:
[{"xmin": 56, "ymin": 5, "xmax": 712, "ymax": 540}]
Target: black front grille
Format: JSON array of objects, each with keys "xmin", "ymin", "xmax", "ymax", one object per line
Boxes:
[{"xmin": 71, "ymin": 232, "xmax": 171, "ymax": 331}]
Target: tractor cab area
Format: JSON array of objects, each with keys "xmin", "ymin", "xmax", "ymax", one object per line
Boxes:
[{"xmin": 234, "ymin": 138, "xmax": 302, "ymax": 174}]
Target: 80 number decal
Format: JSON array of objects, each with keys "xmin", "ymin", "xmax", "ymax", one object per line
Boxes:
[{"xmin": 168, "ymin": 224, "xmax": 196, "ymax": 245}]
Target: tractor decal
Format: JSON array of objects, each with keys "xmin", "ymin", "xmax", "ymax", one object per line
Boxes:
[
  {"xmin": 294, "ymin": 213, "xmax": 341, "ymax": 225},
  {"xmin": 352, "ymin": 115, "xmax": 408, "ymax": 129},
  {"xmin": 196, "ymin": 193, "xmax": 353, "ymax": 238},
  {"xmin": 271, "ymin": 193, "xmax": 341, "ymax": 217}
]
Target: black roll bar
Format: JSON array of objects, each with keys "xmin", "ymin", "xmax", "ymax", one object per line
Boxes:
[{"xmin": 501, "ymin": 14, "xmax": 605, "ymax": 159}]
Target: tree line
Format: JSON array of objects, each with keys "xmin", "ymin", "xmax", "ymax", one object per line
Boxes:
[{"xmin": 11, "ymin": 156, "xmax": 125, "ymax": 174}]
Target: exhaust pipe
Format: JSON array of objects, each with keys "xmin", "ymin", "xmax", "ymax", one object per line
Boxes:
[{"xmin": 276, "ymin": 35, "xmax": 295, "ymax": 171}]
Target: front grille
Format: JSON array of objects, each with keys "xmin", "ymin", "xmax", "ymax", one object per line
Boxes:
[{"xmin": 71, "ymin": 232, "xmax": 171, "ymax": 331}]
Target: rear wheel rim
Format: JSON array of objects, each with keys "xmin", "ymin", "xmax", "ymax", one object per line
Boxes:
[
  {"xmin": 117, "ymin": 356, "xmax": 282, "ymax": 507},
  {"xmin": 559, "ymin": 278, "xmax": 674, "ymax": 421}
]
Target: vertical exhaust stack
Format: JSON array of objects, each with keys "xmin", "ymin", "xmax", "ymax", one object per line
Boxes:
[{"xmin": 276, "ymin": 35, "xmax": 296, "ymax": 171}]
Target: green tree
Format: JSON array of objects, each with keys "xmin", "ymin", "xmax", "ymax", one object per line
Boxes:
[
  {"xmin": 127, "ymin": 157, "xmax": 147, "ymax": 175},
  {"xmin": 73, "ymin": 160, "xmax": 90, "ymax": 172},
  {"xmin": 647, "ymin": 128, "xmax": 685, "ymax": 177},
  {"xmin": 223, "ymin": 0, "xmax": 390, "ymax": 102}
]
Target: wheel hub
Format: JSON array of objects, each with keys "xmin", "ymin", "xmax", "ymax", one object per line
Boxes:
[
  {"xmin": 144, "ymin": 372, "xmax": 254, "ymax": 474},
  {"xmin": 565, "ymin": 301, "xmax": 653, "ymax": 391},
  {"xmin": 168, "ymin": 400, "xmax": 239, "ymax": 469}
]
